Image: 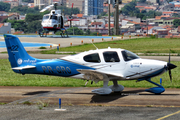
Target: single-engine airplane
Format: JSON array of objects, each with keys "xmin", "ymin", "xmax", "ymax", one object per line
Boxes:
[{"xmin": 4, "ymin": 34, "xmax": 177, "ymax": 95}]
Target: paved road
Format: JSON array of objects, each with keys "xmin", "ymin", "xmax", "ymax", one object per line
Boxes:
[
  {"xmin": 0, "ymin": 53, "xmax": 179, "ymax": 62},
  {"xmin": 0, "ymin": 35, "xmax": 141, "ymax": 52},
  {"xmin": 0, "ymin": 105, "xmax": 180, "ymax": 120}
]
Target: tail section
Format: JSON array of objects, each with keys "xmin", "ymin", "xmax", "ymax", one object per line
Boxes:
[{"xmin": 4, "ymin": 34, "xmax": 36, "ymax": 68}]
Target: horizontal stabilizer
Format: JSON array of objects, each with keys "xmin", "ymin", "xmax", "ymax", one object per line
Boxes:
[{"xmin": 12, "ymin": 66, "xmax": 36, "ymax": 70}]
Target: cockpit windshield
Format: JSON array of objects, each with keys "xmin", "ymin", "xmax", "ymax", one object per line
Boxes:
[
  {"xmin": 43, "ymin": 15, "xmax": 49, "ymax": 20},
  {"xmin": 50, "ymin": 15, "xmax": 57, "ymax": 20},
  {"xmin": 121, "ymin": 50, "xmax": 139, "ymax": 61}
]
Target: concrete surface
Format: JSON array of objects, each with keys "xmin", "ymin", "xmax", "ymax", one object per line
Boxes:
[{"xmin": 0, "ymin": 86, "xmax": 180, "ymax": 120}]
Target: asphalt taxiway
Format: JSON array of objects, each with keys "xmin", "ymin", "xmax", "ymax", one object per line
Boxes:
[{"xmin": 0, "ymin": 86, "xmax": 180, "ymax": 120}]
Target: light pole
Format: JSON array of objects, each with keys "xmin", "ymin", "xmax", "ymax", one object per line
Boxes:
[
  {"xmin": 108, "ymin": 0, "xmax": 111, "ymax": 36},
  {"xmin": 114, "ymin": 0, "xmax": 120, "ymax": 35},
  {"xmin": 104, "ymin": 0, "xmax": 111, "ymax": 36}
]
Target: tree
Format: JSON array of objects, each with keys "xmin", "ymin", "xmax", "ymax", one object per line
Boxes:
[
  {"xmin": 27, "ymin": 20, "xmax": 42, "ymax": 33},
  {"xmin": 22, "ymin": 0, "xmax": 34, "ymax": 2},
  {"xmin": 11, "ymin": 5, "xmax": 40, "ymax": 15},
  {"xmin": 84, "ymin": 29, "xmax": 91, "ymax": 35},
  {"xmin": 2, "ymin": 18, "xmax": 8, "ymax": 23},
  {"xmin": 155, "ymin": 11, "xmax": 162, "ymax": 16},
  {"xmin": 66, "ymin": 27, "xmax": 84, "ymax": 35},
  {"xmin": 121, "ymin": 1, "xmax": 137, "ymax": 16},
  {"xmin": 25, "ymin": 13, "xmax": 42, "ymax": 22},
  {"xmin": 7, "ymin": 20, "xmax": 28, "ymax": 32},
  {"xmin": 139, "ymin": 0, "xmax": 146, "ymax": 3},
  {"xmin": 90, "ymin": 32, "xmax": 102, "ymax": 36},
  {"xmin": 173, "ymin": 19, "xmax": 180, "ymax": 28},
  {"xmin": 0, "ymin": 2, "xmax": 10, "ymax": 12},
  {"xmin": 136, "ymin": 13, "xmax": 145, "ymax": 20}
]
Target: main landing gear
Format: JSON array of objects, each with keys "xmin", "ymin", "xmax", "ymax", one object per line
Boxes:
[
  {"xmin": 59, "ymin": 29, "xmax": 68, "ymax": 38},
  {"xmin": 38, "ymin": 28, "xmax": 69, "ymax": 38},
  {"xmin": 92, "ymin": 80, "xmax": 124, "ymax": 95},
  {"xmin": 39, "ymin": 29, "xmax": 48, "ymax": 37}
]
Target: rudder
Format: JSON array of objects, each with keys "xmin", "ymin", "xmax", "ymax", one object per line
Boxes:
[{"xmin": 4, "ymin": 34, "xmax": 35, "ymax": 68}]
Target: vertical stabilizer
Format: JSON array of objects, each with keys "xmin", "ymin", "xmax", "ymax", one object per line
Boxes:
[{"xmin": 4, "ymin": 34, "xmax": 35, "ymax": 68}]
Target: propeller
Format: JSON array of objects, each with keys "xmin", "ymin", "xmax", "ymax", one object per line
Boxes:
[{"xmin": 167, "ymin": 53, "xmax": 177, "ymax": 82}]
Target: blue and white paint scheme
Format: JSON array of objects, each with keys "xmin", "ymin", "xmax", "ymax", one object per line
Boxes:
[{"xmin": 4, "ymin": 34, "xmax": 177, "ymax": 95}]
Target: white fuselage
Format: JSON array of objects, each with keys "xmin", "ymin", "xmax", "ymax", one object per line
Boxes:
[
  {"xmin": 41, "ymin": 10, "xmax": 66, "ymax": 31},
  {"xmin": 62, "ymin": 48, "xmax": 167, "ymax": 81}
]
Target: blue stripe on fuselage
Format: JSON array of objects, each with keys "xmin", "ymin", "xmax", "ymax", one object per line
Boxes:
[
  {"xmin": 17, "ymin": 59, "xmax": 95, "ymax": 77},
  {"xmin": 138, "ymin": 68, "xmax": 165, "ymax": 81}
]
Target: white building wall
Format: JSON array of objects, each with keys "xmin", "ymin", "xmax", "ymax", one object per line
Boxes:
[
  {"xmin": 84, "ymin": 0, "xmax": 88, "ymax": 16},
  {"xmin": 72, "ymin": 19, "xmax": 87, "ymax": 26},
  {"xmin": 122, "ymin": 20, "xmax": 128, "ymax": 26},
  {"xmin": 34, "ymin": 0, "xmax": 53, "ymax": 9},
  {"xmin": 0, "ymin": 23, "xmax": 11, "ymax": 34}
]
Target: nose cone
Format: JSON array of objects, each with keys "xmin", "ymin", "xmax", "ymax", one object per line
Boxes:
[{"xmin": 167, "ymin": 63, "xmax": 177, "ymax": 70}]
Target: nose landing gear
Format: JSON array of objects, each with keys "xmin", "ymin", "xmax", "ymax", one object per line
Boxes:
[{"xmin": 145, "ymin": 78, "xmax": 165, "ymax": 94}]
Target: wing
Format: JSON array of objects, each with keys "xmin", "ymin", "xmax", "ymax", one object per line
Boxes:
[
  {"xmin": 12, "ymin": 66, "xmax": 36, "ymax": 70},
  {"xmin": 77, "ymin": 69, "xmax": 124, "ymax": 82}
]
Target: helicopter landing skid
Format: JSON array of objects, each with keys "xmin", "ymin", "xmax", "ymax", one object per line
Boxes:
[
  {"xmin": 39, "ymin": 29, "xmax": 69, "ymax": 38},
  {"xmin": 39, "ymin": 32, "xmax": 47, "ymax": 37},
  {"xmin": 59, "ymin": 29, "xmax": 68, "ymax": 38}
]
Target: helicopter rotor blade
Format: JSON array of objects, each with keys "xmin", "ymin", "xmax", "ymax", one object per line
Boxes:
[{"xmin": 40, "ymin": 5, "xmax": 54, "ymax": 12}]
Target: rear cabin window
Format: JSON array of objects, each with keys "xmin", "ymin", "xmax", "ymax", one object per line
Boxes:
[
  {"xmin": 83, "ymin": 53, "xmax": 101, "ymax": 63},
  {"xmin": 103, "ymin": 51, "xmax": 120, "ymax": 62}
]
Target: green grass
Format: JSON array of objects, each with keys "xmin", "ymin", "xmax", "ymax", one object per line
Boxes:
[
  {"xmin": 41, "ymin": 37, "xmax": 180, "ymax": 54},
  {"xmin": 0, "ymin": 59, "xmax": 179, "ymax": 88}
]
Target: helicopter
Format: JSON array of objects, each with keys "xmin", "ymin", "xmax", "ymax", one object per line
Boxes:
[{"xmin": 39, "ymin": 2, "xmax": 77, "ymax": 37}]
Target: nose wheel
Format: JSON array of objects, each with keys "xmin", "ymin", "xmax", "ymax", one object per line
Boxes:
[{"xmin": 145, "ymin": 78, "xmax": 165, "ymax": 94}]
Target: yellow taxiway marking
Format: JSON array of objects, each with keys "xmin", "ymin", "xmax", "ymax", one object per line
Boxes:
[{"xmin": 156, "ymin": 110, "xmax": 180, "ymax": 120}]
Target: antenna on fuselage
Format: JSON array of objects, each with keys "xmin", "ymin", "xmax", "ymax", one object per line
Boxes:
[{"xmin": 89, "ymin": 39, "xmax": 98, "ymax": 49}]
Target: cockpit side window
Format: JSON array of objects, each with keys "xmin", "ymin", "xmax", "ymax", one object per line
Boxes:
[
  {"xmin": 50, "ymin": 15, "xmax": 57, "ymax": 20},
  {"xmin": 43, "ymin": 15, "xmax": 49, "ymax": 20},
  {"xmin": 83, "ymin": 53, "xmax": 101, "ymax": 63},
  {"xmin": 103, "ymin": 51, "xmax": 120, "ymax": 62},
  {"xmin": 121, "ymin": 50, "xmax": 139, "ymax": 61}
]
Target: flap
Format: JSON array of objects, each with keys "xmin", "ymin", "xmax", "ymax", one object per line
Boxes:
[{"xmin": 77, "ymin": 69, "xmax": 124, "ymax": 79}]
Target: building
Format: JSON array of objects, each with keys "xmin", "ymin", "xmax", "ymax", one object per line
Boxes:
[
  {"xmin": 0, "ymin": 23, "xmax": 11, "ymax": 34},
  {"xmin": 8, "ymin": 13, "xmax": 19, "ymax": 20},
  {"xmin": 84, "ymin": 0, "xmax": 104, "ymax": 16},
  {"xmin": 0, "ymin": 11, "xmax": 8, "ymax": 22},
  {"xmin": 34, "ymin": 0, "xmax": 53, "ymax": 9},
  {"xmin": 146, "ymin": 0, "xmax": 157, "ymax": 4},
  {"xmin": 66, "ymin": 0, "xmax": 84, "ymax": 12},
  {"xmin": 11, "ymin": 1, "xmax": 19, "ymax": 9},
  {"xmin": 154, "ymin": 18, "xmax": 180, "ymax": 26}
]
